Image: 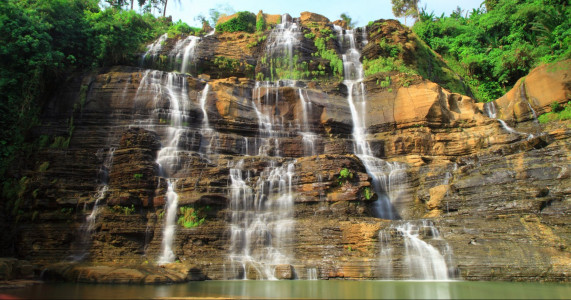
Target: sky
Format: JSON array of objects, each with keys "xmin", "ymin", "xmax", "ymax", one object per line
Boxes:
[{"xmin": 161, "ymin": 0, "xmax": 485, "ymax": 27}]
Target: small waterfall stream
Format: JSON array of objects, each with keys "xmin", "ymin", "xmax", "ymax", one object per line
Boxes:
[
  {"xmin": 70, "ymin": 147, "xmax": 116, "ymax": 261},
  {"xmin": 141, "ymin": 33, "xmax": 203, "ymax": 74},
  {"xmin": 378, "ymin": 221, "xmax": 454, "ymax": 280},
  {"xmin": 87, "ymin": 147, "xmax": 116, "ymax": 232},
  {"xmin": 484, "ymin": 101, "xmax": 534, "ymax": 139}
]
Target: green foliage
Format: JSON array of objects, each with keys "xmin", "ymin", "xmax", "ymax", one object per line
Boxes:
[
  {"xmin": 391, "ymin": 0, "xmax": 420, "ymax": 24},
  {"xmin": 363, "ymin": 56, "xmax": 417, "ymax": 78},
  {"xmin": 340, "ymin": 13, "xmax": 356, "ymax": 29},
  {"xmin": 378, "ymin": 38, "xmax": 401, "ymax": 58},
  {"xmin": 551, "ymin": 101, "xmax": 563, "ymax": 113},
  {"xmin": 168, "ymin": 20, "xmax": 201, "ymax": 37},
  {"xmin": 304, "ymin": 32, "xmax": 316, "ymax": 39},
  {"xmin": 50, "ymin": 136, "xmax": 71, "ymax": 149},
  {"xmin": 362, "ymin": 187, "xmax": 372, "ymax": 200},
  {"xmin": 377, "ymin": 76, "xmax": 392, "ymax": 88},
  {"xmin": 0, "ymin": 0, "xmax": 174, "ymax": 181},
  {"xmin": 538, "ymin": 101, "xmax": 571, "ymax": 123},
  {"xmin": 85, "ymin": 8, "xmax": 169, "ymax": 66},
  {"xmin": 266, "ymin": 55, "xmax": 311, "ymax": 80},
  {"xmin": 37, "ymin": 161, "xmax": 50, "ymax": 172},
  {"xmin": 256, "ymin": 14, "xmax": 266, "ymax": 32},
  {"xmin": 213, "ymin": 56, "xmax": 253, "ymax": 77},
  {"xmin": 413, "ymin": 0, "xmax": 571, "ymax": 102},
  {"xmin": 338, "ymin": 168, "xmax": 354, "ymax": 186},
  {"xmin": 112, "ymin": 205, "xmax": 136, "ymax": 215},
  {"xmin": 60, "ymin": 207, "xmax": 73, "ymax": 215},
  {"xmin": 177, "ymin": 205, "xmax": 209, "ymax": 228},
  {"xmin": 313, "ymin": 38, "xmax": 344, "ymax": 78},
  {"xmin": 133, "ymin": 173, "xmax": 143, "ymax": 180},
  {"xmin": 215, "ymin": 11, "xmax": 256, "ymax": 33},
  {"xmin": 247, "ymin": 34, "xmax": 267, "ymax": 48}
]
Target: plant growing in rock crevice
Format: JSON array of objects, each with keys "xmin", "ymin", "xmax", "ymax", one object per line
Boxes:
[
  {"xmin": 177, "ymin": 205, "xmax": 210, "ymax": 228},
  {"xmin": 362, "ymin": 186, "xmax": 372, "ymax": 200},
  {"xmin": 338, "ymin": 168, "xmax": 354, "ymax": 186},
  {"xmin": 111, "ymin": 205, "xmax": 135, "ymax": 215}
]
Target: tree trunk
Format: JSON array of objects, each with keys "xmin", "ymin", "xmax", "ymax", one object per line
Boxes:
[
  {"xmin": 163, "ymin": 0, "xmax": 168, "ymax": 17},
  {"xmin": 131, "ymin": 0, "xmax": 134, "ymax": 10}
]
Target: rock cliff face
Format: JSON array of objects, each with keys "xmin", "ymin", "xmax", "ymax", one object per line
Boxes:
[{"xmin": 7, "ymin": 13, "xmax": 570, "ymax": 282}]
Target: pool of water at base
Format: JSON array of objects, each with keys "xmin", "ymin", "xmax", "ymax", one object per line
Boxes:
[{"xmin": 2, "ymin": 280, "xmax": 570, "ymax": 299}]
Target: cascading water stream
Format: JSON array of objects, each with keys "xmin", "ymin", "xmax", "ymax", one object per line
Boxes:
[
  {"xmin": 334, "ymin": 25, "xmax": 405, "ymax": 219},
  {"xmin": 226, "ymin": 16, "xmax": 302, "ymax": 280},
  {"xmin": 141, "ymin": 33, "xmax": 168, "ymax": 64},
  {"xmin": 69, "ymin": 147, "xmax": 116, "ymax": 261},
  {"xmin": 157, "ymin": 181, "xmax": 179, "ymax": 265},
  {"xmin": 484, "ymin": 101, "xmax": 534, "ymax": 139},
  {"xmin": 133, "ymin": 70, "xmax": 194, "ymax": 265},
  {"xmin": 87, "ymin": 147, "xmax": 116, "ymax": 232},
  {"xmin": 335, "ymin": 25, "xmax": 453, "ymax": 280},
  {"xmin": 141, "ymin": 33, "xmax": 203, "ymax": 73},
  {"xmin": 197, "ymin": 83, "xmax": 221, "ymax": 159},
  {"xmin": 378, "ymin": 221, "xmax": 453, "ymax": 280},
  {"xmin": 177, "ymin": 36, "xmax": 200, "ymax": 74},
  {"xmin": 299, "ymin": 89, "xmax": 318, "ymax": 156}
]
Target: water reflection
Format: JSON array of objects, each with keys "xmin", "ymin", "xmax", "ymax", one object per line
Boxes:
[{"xmin": 4, "ymin": 281, "xmax": 570, "ymax": 299}]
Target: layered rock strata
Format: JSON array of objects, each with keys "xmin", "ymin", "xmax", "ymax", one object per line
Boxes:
[{"xmin": 5, "ymin": 13, "xmax": 570, "ymax": 283}]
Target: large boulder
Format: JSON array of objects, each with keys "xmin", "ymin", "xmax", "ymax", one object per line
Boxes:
[{"xmin": 493, "ymin": 60, "xmax": 571, "ymax": 122}]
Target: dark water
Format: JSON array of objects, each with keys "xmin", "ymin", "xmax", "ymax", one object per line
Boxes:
[{"xmin": 2, "ymin": 280, "xmax": 570, "ymax": 299}]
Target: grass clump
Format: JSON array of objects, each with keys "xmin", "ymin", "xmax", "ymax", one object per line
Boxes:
[{"xmin": 538, "ymin": 101, "xmax": 571, "ymax": 124}]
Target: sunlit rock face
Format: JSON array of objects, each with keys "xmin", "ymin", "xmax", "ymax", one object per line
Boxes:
[{"xmin": 10, "ymin": 12, "xmax": 570, "ymax": 282}]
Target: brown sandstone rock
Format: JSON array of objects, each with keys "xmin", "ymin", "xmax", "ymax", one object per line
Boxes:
[
  {"xmin": 494, "ymin": 60, "xmax": 571, "ymax": 122},
  {"xmin": 299, "ymin": 12, "xmax": 330, "ymax": 26},
  {"xmin": 274, "ymin": 264, "xmax": 294, "ymax": 279}
]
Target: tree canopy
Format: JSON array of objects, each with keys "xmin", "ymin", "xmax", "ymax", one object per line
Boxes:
[
  {"xmin": 391, "ymin": 0, "xmax": 420, "ymax": 25},
  {"xmin": 413, "ymin": 0, "xmax": 570, "ymax": 101},
  {"xmin": 0, "ymin": 0, "xmax": 183, "ymax": 178}
]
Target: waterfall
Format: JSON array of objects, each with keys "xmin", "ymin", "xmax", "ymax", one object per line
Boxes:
[
  {"xmin": 378, "ymin": 221, "xmax": 453, "ymax": 280},
  {"xmin": 226, "ymin": 16, "xmax": 303, "ymax": 279},
  {"xmin": 299, "ymin": 88, "xmax": 318, "ymax": 156},
  {"xmin": 335, "ymin": 26, "xmax": 455, "ymax": 280},
  {"xmin": 228, "ymin": 160, "xmax": 296, "ymax": 279},
  {"xmin": 335, "ymin": 25, "xmax": 405, "ymax": 219},
  {"xmin": 397, "ymin": 221, "xmax": 450, "ymax": 280},
  {"xmin": 87, "ymin": 147, "xmax": 116, "ymax": 232},
  {"xmin": 157, "ymin": 180, "xmax": 179, "ymax": 265},
  {"xmin": 141, "ymin": 33, "xmax": 201, "ymax": 73},
  {"xmin": 177, "ymin": 36, "xmax": 200, "ymax": 74},
  {"xmin": 307, "ymin": 268, "xmax": 318, "ymax": 280},
  {"xmin": 135, "ymin": 71, "xmax": 193, "ymax": 265},
  {"xmin": 141, "ymin": 33, "xmax": 168, "ymax": 64},
  {"xmin": 484, "ymin": 101, "xmax": 534, "ymax": 139},
  {"xmin": 266, "ymin": 14, "xmax": 301, "ymax": 65},
  {"xmin": 69, "ymin": 147, "xmax": 116, "ymax": 261}
]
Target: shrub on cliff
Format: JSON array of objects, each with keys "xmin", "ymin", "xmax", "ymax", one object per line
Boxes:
[{"xmin": 216, "ymin": 11, "xmax": 256, "ymax": 33}]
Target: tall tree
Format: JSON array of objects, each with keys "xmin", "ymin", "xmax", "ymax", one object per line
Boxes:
[
  {"xmin": 340, "ymin": 13, "xmax": 357, "ymax": 29},
  {"xmin": 162, "ymin": 0, "xmax": 181, "ymax": 17},
  {"xmin": 391, "ymin": 0, "xmax": 420, "ymax": 25}
]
